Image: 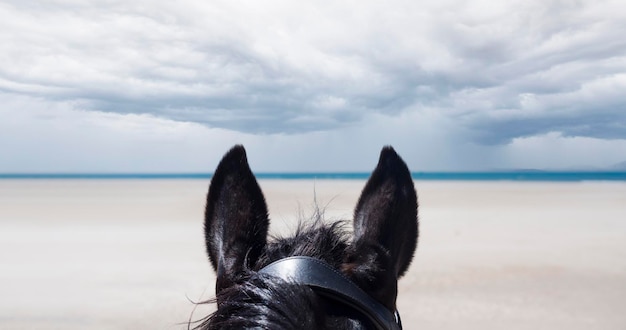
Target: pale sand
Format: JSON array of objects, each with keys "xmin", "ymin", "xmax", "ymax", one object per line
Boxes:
[{"xmin": 1, "ymin": 179, "xmax": 625, "ymax": 329}]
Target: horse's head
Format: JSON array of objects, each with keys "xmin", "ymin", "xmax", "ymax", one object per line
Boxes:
[{"xmin": 200, "ymin": 145, "xmax": 418, "ymax": 329}]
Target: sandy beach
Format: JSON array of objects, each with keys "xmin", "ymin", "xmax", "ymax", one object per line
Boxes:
[{"xmin": 1, "ymin": 179, "xmax": 625, "ymax": 329}]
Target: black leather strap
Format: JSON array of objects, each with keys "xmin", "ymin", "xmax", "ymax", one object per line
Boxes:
[{"xmin": 258, "ymin": 256, "xmax": 401, "ymax": 330}]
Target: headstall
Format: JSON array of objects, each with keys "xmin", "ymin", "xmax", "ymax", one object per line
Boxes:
[{"xmin": 259, "ymin": 256, "xmax": 402, "ymax": 330}]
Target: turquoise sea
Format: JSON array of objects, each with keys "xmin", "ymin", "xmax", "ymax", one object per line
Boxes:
[{"xmin": 1, "ymin": 172, "xmax": 626, "ymax": 181}]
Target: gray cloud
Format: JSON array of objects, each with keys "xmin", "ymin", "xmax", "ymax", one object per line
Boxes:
[{"xmin": 0, "ymin": 0, "xmax": 625, "ymax": 144}]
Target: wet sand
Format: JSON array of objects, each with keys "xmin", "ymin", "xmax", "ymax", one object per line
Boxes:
[{"xmin": 1, "ymin": 179, "xmax": 625, "ymax": 329}]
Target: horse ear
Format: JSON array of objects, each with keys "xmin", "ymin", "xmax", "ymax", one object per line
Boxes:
[
  {"xmin": 344, "ymin": 146, "xmax": 418, "ymax": 307},
  {"xmin": 204, "ymin": 145, "xmax": 269, "ymax": 293}
]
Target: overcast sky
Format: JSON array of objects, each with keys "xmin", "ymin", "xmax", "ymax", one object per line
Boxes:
[{"xmin": 1, "ymin": 0, "xmax": 625, "ymax": 172}]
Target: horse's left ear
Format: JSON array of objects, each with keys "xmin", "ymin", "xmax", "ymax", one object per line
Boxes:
[
  {"xmin": 204, "ymin": 145, "xmax": 269, "ymax": 294},
  {"xmin": 344, "ymin": 146, "xmax": 418, "ymax": 308}
]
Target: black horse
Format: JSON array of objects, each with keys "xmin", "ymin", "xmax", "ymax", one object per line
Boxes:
[{"xmin": 197, "ymin": 145, "xmax": 418, "ymax": 329}]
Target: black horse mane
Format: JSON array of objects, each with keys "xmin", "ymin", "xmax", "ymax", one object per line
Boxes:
[
  {"xmin": 198, "ymin": 272, "xmax": 322, "ymax": 329},
  {"xmin": 261, "ymin": 214, "xmax": 350, "ymax": 270},
  {"xmin": 192, "ymin": 217, "xmax": 369, "ymax": 329}
]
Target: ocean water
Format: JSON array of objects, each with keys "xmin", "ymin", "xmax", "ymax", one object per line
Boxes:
[{"xmin": 1, "ymin": 172, "xmax": 626, "ymax": 181}]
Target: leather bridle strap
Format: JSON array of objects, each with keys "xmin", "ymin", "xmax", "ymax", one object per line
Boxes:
[{"xmin": 258, "ymin": 256, "xmax": 402, "ymax": 330}]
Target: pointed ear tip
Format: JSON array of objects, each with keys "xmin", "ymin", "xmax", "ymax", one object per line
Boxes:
[
  {"xmin": 378, "ymin": 145, "xmax": 404, "ymax": 165},
  {"xmin": 220, "ymin": 145, "xmax": 248, "ymax": 164},
  {"xmin": 375, "ymin": 146, "xmax": 414, "ymax": 181},
  {"xmin": 227, "ymin": 144, "xmax": 247, "ymax": 157},
  {"xmin": 211, "ymin": 145, "xmax": 251, "ymax": 178},
  {"xmin": 380, "ymin": 145, "xmax": 398, "ymax": 157}
]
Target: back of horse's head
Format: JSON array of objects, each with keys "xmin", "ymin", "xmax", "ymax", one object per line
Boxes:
[{"xmin": 199, "ymin": 145, "xmax": 418, "ymax": 329}]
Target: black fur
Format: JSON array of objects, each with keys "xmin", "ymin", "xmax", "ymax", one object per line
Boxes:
[{"xmin": 198, "ymin": 145, "xmax": 418, "ymax": 329}]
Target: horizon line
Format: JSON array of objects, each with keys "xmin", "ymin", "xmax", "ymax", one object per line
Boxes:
[{"xmin": 1, "ymin": 171, "xmax": 626, "ymax": 181}]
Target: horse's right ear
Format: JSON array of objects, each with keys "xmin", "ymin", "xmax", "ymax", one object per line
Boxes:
[{"xmin": 204, "ymin": 145, "xmax": 269, "ymax": 294}]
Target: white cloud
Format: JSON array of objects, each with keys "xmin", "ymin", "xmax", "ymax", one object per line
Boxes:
[{"xmin": 0, "ymin": 0, "xmax": 625, "ymax": 171}]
